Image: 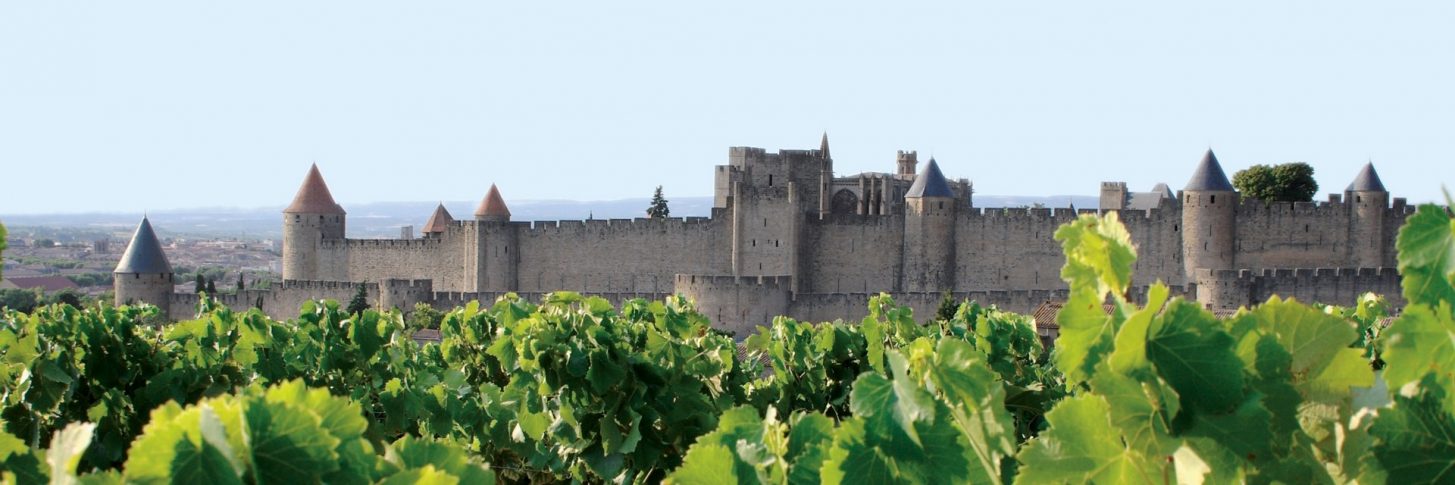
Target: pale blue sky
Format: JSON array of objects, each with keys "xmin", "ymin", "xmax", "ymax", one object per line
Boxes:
[{"xmin": 1, "ymin": 1, "xmax": 1450, "ymax": 214}]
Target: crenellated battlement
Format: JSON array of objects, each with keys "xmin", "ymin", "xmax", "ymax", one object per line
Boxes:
[
  {"xmin": 519, "ymin": 216, "xmax": 717, "ymax": 234},
  {"xmin": 1194, "ymin": 265, "xmax": 1403, "ymax": 312},
  {"xmin": 674, "ymin": 274, "xmax": 793, "ymax": 288},
  {"xmin": 278, "ymin": 279, "xmax": 373, "ymax": 291}
]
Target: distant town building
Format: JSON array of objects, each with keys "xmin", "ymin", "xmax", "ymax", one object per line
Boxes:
[{"xmin": 2, "ymin": 275, "xmax": 81, "ymax": 292}]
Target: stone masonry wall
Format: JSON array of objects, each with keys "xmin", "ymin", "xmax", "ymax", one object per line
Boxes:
[
  {"xmin": 514, "ymin": 217, "xmax": 730, "ymax": 293},
  {"xmin": 800, "ymin": 213, "xmax": 904, "ymax": 293}
]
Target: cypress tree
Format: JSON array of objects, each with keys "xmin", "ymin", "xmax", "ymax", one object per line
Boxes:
[
  {"xmin": 347, "ymin": 283, "xmax": 370, "ymax": 316},
  {"xmin": 647, "ymin": 186, "xmax": 670, "ymax": 218}
]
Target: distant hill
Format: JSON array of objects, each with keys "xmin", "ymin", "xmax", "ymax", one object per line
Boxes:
[{"xmin": 0, "ymin": 194, "xmax": 1096, "ymax": 240}]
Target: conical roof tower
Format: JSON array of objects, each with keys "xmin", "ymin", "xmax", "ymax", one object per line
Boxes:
[
  {"xmin": 475, "ymin": 184, "xmax": 511, "ymax": 221},
  {"xmin": 422, "ymin": 203, "xmax": 454, "ymax": 234},
  {"xmin": 1184, "ymin": 149, "xmax": 1235, "ymax": 192},
  {"xmin": 114, "ymin": 217, "xmax": 172, "ymax": 274},
  {"xmin": 819, "ymin": 132, "xmax": 831, "ymax": 160},
  {"xmin": 1346, "ymin": 162, "xmax": 1387, "ymax": 192},
  {"xmin": 284, "ymin": 164, "xmax": 346, "ymax": 214},
  {"xmin": 906, "ymin": 158, "xmax": 954, "ymax": 198}
]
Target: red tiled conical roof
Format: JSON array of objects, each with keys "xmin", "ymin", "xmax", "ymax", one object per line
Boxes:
[
  {"xmin": 284, "ymin": 164, "xmax": 346, "ymax": 214},
  {"xmin": 422, "ymin": 203, "xmax": 454, "ymax": 233},
  {"xmin": 475, "ymin": 184, "xmax": 511, "ymax": 219}
]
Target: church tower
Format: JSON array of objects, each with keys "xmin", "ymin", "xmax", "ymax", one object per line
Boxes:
[
  {"xmin": 114, "ymin": 216, "xmax": 174, "ymax": 309},
  {"xmin": 1181, "ymin": 149, "xmax": 1238, "ymax": 281},
  {"xmin": 282, "ymin": 164, "xmax": 346, "ymax": 281},
  {"xmin": 475, "ymin": 184, "xmax": 517, "ymax": 292},
  {"xmin": 901, "ymin": 158, "xmax": 957, "ymax": 292},
  {"xmin": 1346, "ymin": 162, "xmax": 1389, "ymax": 267}
]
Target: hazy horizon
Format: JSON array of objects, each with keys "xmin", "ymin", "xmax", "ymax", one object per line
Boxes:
[{"xmin": 2, "ymin": 1, "xmax": 1451, "ymax": 215}]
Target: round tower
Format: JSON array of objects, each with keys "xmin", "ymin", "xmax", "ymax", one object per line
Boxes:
[
  {"xmin": 114, "ymin": 217, "xmax": 175, "ymax": 310},
  {"xmin": 475, "ymin": 184, "xmax": 518, "ymax": 292},
  {"xmin": 1181, "ymin": 149, "xmax": 1238, "ymax": 282},
  {"xmin": 282, "ymin": 164, "xmax": 346, "ymax": 281},
  {"xmin": 901, "ymin": 158, "xmax": 957, "ymax": 292},
  {"xmin": 1346, "ymin": 162, "xmax": 1389, "ymax": 267}
]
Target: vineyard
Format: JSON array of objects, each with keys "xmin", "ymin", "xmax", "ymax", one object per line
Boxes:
[{"xmin": 1, "ymin": 202, "xmax": 1453, "ymax": 484}]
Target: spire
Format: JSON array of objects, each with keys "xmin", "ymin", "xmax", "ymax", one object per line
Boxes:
[
  {"xmin": 114, "ymin": 217, "xmax": 172, "ymax": 274},
  {"xmin": 819, "ymin": 132, "xmax": 831, "ymax": 160},
  {"xmin": 284, "ymin": 164, "xmax": 346, "ymax": 214},
  {"xmin": 1184, "ymin": 149, "xmax": 1235, "ymax": 192},
  {"xmin": 1346, "ymin": 162, "xmax": 1387, "ymax": 192},
  {"xmin": 422, "ymin": 203, "xmax": 454, "ymax": 234},
  {"xmin": 906, "ymin": 158, "xmax": 954, "ymax": 198},
  {"xmin": 475, "ymin": 184, "xmax": 511, "ymax": 219}
]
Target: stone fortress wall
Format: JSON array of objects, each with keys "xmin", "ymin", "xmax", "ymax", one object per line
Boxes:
[{"xmin": 117, "ymin": 136, "xmax": 1416, "ymax": 332}]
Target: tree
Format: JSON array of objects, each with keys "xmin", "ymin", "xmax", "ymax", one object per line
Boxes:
[
  {"xmin": 49, "ymin": 289, "xmax": 83, "ymax": 309},
  {"xmin": 0, "ymin": 288, "xmax": 39, "ymax": 313},
  {"xmin": 346, "ymin": 283, "xmax": 370, "ymax": 316},
  {"xmin": 237, "ymin": 273, "xmax": 245, "ymax": 292},
  {"xmin": 646, "ymin": 186, "xmax": 670, "ymax": 218},
  {"xmin": 194, "ymin": 274, "xmax": 206, "ymax": 294},
  {"xmin": 407, "ymin": 302, "xmax": 444, "ymax": 330},
  {"xmin": 935, "ymin": 291, "xmax": 960, "ymax": 322},
  {"xmin": 205, "ymin": 278, "xmax": 217, "ymax": 297},
  {"xmin": 1232, "ymin": 162, "xmax": 1319, "ymax": 202},
  {"xmin": 0, "ymin": 220, "xmax": 7, "ymax": 280}
]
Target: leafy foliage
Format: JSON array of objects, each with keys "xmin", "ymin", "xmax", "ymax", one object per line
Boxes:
[
  {"xmin": 1232, "ymin": 162, "xmax": 1319, "ymax": 202},
  {"xmin": 4, "ymin": 200, "xmax": 1455, "ymax": 483}
]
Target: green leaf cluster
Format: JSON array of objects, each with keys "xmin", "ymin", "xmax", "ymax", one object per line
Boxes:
[{"xmin": 1232, "ymin": 162, "xmax": 1319, "ymax": 202}]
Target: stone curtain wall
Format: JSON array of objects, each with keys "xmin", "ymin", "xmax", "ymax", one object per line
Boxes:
[{"xmin": 514, "ymin": 217, "xmax": 730, "ymax": 293}]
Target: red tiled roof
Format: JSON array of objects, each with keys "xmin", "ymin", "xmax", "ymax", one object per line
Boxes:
[
  {"xmin": 283, "ymin": 164, "xmax": 346, "ymax": 214},
  {"xmin": 475, "ymin": 184, "xmax": 511, "ymax": 218},
  {"xmin": 421, "ymin": 204, "xmax": 454, "ymax": 234}
]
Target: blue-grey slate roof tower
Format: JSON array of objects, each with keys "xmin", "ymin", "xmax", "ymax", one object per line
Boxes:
[
  {"xmin": 114, "ymin": 217, "xmax": 172, "ymax": 274},
  {"xmin": 906, "ymin": 158, "xmax": 954, "ymax": 198},
  {"xmin": 1346, "ymin": 162, "xmax": 1387, "ymax": 192},
  {"xmin": 1184, "ymin": 149, "xmax": 1236, "ymax": 192}
]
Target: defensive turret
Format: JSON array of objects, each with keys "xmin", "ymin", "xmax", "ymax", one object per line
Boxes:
[
  {"xmin": 421, "ymin": 203, "xmax": 454, "ymax": 237},
  {"xmin": 474, "ymin": 184, "xmax": 517, "ymax": 291},
  {"xmin": 1181, "ymin": 149, "xmax": 1238, "ymax": 285},
  {"xmin": 902, "ymin": 158, "xmax": 957, "ymax": 292},
  {"xmin": 474, "ymin": 184, "xmax": 511, "ymax": 223},
  {"xmin": 1346, "ymin": 162, "xmax": 1390, "ymax": 266},
  {"xmin": 282, "ymin": 164, "xmax": 346, "ymax": 281},
  {"xmin": 114, "ymin": 217, "xmax": 174, "ymax": 309}
]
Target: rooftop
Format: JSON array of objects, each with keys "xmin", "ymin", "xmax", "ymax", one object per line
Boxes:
[
  {"xmin": 114, "ymin": 217, "xmax": 173, "ymax": 274},
  {"xmin": 1184, "ymin": 149, "xmax": 1236, "ymax": 192}
]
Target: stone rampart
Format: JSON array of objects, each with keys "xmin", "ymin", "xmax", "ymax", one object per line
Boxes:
[{"xmin": 1195, "ymin": 267, "xmax": 1403, "ymax": 312}]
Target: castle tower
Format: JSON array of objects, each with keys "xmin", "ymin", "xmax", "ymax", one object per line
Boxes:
[
  {"xmin": 475, "ymin": 184, "xmax": 517, "ymax": 291},
  {"xmin": 897, "ymin": 150, "xmax": 918, "ymax": 177},
  {"xmin": 1346, "ymin": 162, "xmax": 1389, "ymax": 267},
  {"xmin": 114, "ymin": 217, "xmax": 174, "ymax": 309},
  {"xmin": 282, "ymin": 164, "xmax": 346, "ymax": 281},
  {"xmin": 1181, "ymin": 149, "xmax": 1238, "ymax": 284},
  {"xmin": 1099, "ymin": 182, "xmax": 1128, "ymax": 211},
  {"xmin": 421, "ymin": 203, "xmax": 454, "ymax": 237},
  {"xmin": 818, "ymin": 132, "xmax": 833, "ymax": 218},
  {"xmin": 901, "ymin": 158, "xmax": 957, "ymax": 292}
]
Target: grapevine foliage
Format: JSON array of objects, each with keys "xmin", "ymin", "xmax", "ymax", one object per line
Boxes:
[{"xmin": 2, "ymin": 201, "xmax": 1453, "ymax": 483}]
